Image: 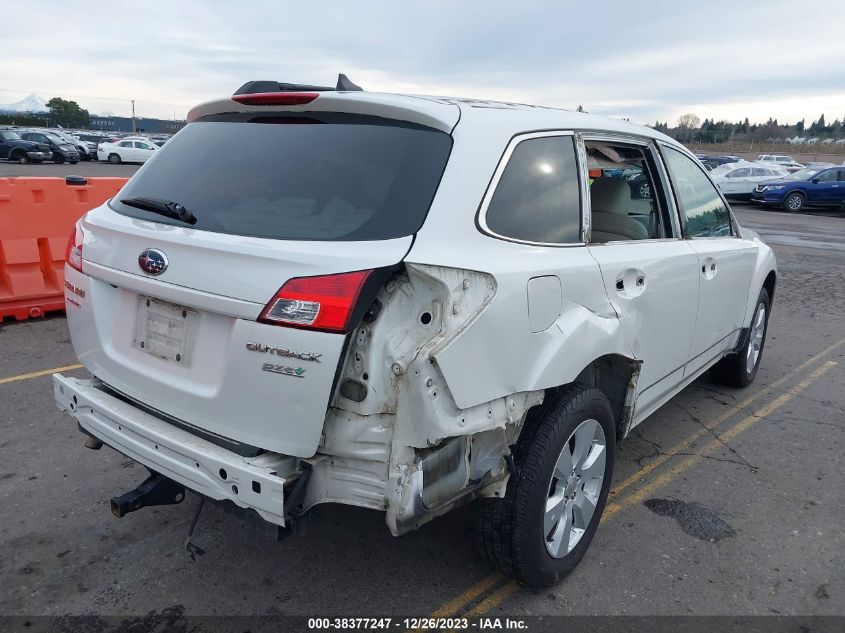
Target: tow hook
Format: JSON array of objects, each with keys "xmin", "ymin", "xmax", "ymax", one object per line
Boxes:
[{"xmin": 110, "ymin": 472, "xmax": 186, "ymax": 518}]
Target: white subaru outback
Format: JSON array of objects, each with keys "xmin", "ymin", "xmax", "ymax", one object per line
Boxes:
[{"xmin": 55, "ymin": 75, "xmax": 776, "ymax": 587}]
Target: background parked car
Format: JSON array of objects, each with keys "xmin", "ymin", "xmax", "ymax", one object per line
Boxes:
[
  {"xmin": 751, "ymin": 165, "xmax": 845, "ymax": 211},
  {"xmin": 711, "ymin": 161, "xmax": 790, "ymax": 200},
  {"xmin": 775, "ymin": 161, "xmax": 805, "ymax": 173},
  {"xmin": 623, "ymin": 166, "xmax": 652, "ymax": 198},
  {"xmin": 50, "ymin": 129, "xmax": 93, "ymax": 161},
  {"xmin": 697, "ymin": 155, "xmax": 741, "ymax": 171},
  {"xmin": 757, "ymin": 154, "xmax": 798, "ymax": 164},
  {"xmin": 97, "ymin": 138, "xmax": 159, "ymax": 164},
  {"xmin": 0, "ymin": 128, "xmax": 52, "ymax": 163},
  {"xmin": 18, "ymin": 130, "xmax": 79, "ymax": 164},
  {"xmin": 71, "ymin": 133, "xmax": 99, "ymax": 161}
]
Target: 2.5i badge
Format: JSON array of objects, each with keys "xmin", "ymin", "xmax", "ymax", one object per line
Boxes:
[{"xmin": 262, "ymin": 363, "xmax": 305, "ymax": 378}]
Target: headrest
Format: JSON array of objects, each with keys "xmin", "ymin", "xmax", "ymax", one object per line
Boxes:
[{"xmin": 590, "ymin": 178, "xmax": 630, "ymax": 216}]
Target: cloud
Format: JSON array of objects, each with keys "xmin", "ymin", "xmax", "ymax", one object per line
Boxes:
[{"xmin": 2, "ymin": 0, "xmax": 844, "ymax": 125}]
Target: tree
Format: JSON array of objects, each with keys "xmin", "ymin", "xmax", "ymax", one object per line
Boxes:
[
  {"xmin": 677, "ymin": 113, "xmax": 701, "ymax": 130},
  {"xmin": 46, "ymin": 97, "xmax": 90, "ymax": 128},
  {"xmin": 796, "ymin": 118, "xmax": 805, "ymax": 133}
]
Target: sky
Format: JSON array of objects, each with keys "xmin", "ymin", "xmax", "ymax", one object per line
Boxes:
[{"xmin": 3, "ymin": 0, "xmax": 844, "ymax": 126}]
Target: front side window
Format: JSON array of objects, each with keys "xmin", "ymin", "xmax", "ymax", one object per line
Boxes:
[
  {"xmin": 816, "ymin": 170, "xmax": 837, "ymax": 183},
  {"xmin": 483, "ymin": 135, "xmax": 581, "ymax": 244},
  {"xmin": 662, "ymin": 146, "xmax": 733, "ymax": 238}
]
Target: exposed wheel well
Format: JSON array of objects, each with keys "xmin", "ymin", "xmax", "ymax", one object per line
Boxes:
[
  {"xmin": 546, "ymin": 354, "xmax": 640, "ymax": 439},
  {"xmin": 763, "ymin": 270, "xmax": 776, "ymax": 305}
]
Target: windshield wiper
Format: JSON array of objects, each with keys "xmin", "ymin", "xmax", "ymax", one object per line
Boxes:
[{"xmin": 120, "ymin": 197, "xmax": 197, "ymax": 225}]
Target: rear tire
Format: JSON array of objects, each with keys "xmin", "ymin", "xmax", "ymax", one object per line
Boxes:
[
  {"xmin": 12, "ymin": 151, "xmax": 29, "ymax": 164},
  {"xmin": 711, "ymin": 287, "xmax": 770, "ymax": 388},
  {"xmin": 108, "ymin": 153, "xmax": 121, "ymax": 164},
  {"xmin": 478, "ymin": 384, "xmax": 615, "ymax": 588},
  {"xmin": 784, "ymin": 191, "xmax": 804, "ymax": 212}
]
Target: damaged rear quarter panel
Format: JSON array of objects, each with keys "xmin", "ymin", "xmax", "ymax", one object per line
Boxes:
[{"xmin": 429, "ymin": 246, "xmax": 633, "ymax": 411}]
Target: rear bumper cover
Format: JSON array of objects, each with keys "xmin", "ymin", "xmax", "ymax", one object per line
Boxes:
[{"xmin": 53, "ymin": 374, "xmax": 290, "ymax": 526}]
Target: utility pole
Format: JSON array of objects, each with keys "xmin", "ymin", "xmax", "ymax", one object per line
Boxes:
[{"xmin": 131, "ymin": 100, "xmax": 136, "ymax": 133}]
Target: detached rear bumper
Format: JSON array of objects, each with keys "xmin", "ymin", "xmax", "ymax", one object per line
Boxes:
[{"xmin": 53, "ymin": 374, "xmax": 293, "ymax": 526}]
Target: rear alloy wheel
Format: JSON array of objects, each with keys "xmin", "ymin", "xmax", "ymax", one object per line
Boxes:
[
  {"xmin": 711, "ymin": 287, "xmax": 770, "ymax": 388},
  {"xmin": 108, "ymin": 153, "xmax": 121, "ymax": 164},
  {"xmin": 478, "ymin": 384, "xmax": 615, "ymax": 588},
  {"xmin": 784, "ymin": 191, "xmax": 804, "ymax": 211}
]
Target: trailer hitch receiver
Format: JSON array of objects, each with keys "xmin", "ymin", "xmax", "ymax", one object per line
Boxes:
[{"xmin": 110, "ymin": 472, "xmax": 186, "ymax": 518}]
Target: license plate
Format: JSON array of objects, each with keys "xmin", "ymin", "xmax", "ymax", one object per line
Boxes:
[{"xmin": 133, "ymin": 296, "xmax": 197, "ymax": 364}]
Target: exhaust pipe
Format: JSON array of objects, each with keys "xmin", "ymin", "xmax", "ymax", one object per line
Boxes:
[{"xmin": 110, "ymin": 472, "xmax": 186, "ymax": 518}]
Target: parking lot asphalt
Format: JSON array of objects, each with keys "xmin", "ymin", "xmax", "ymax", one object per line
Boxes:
[
  {"xmin": 0, "ymin": 161, "xmax": 139, "ymax": 179},
  {"xmin": 1, "ymin": 196, "xmax": 843, "ymax": 624}
]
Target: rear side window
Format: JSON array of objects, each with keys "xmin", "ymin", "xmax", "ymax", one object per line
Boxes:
[
  {"xmin": 112, "ymin": 114, "xmax": 452, "ymax": 241},
  {"xmin": 482, "ymin": 135, "xmax": 581, "ymax": 244}
]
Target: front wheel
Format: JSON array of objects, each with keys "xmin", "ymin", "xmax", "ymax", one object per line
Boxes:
[
  {"xmin": 13, "ymin": 152, "xmax": 30, "ymax": 164},
  {"xmin": 784, "ymin": 191, "xmax": 805, "ymax": 212},
  {"xmin": 711, "ymin": 287, "xmax": 770, "ymax": 388},
  {"xmin": 478, "ymin": 384, "xmax": 615, "ymax": 588}
]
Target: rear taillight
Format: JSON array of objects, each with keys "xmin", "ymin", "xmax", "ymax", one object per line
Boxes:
[
  {"xmin": 232, "ymin": 92, "xmax": 319, "ymax": 106},
  {"xmin": 259, "ymin": 270, "xmax": 372, "ymax": 333},
  {"xmin": 65, "ymin": 222, "xmax": 84, "ymax": 273}
]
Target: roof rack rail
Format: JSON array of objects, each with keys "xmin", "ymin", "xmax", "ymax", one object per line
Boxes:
[{"xmin": 234, "ymin": 74, "xmax": 363, "ymax": 96}]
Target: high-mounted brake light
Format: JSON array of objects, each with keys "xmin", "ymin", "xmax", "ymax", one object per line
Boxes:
[
  {"xmin": 65, "ymin": 222, "xmax": 84, "ymax": 273},
  {"xmin": 232, "ymin": 92, "xmax": 319, "ymax": 106},
  {"xmin": 259, "ymin": 270, "xmax": 372, "ymax": 333}
]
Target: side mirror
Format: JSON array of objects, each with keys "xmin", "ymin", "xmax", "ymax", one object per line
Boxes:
[{"xmin": 811, "ymin": 178, "xmax": 819, "ymax": 184}]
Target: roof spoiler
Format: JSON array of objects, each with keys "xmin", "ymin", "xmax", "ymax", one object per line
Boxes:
[{"xmin": 233, "ymin": 73, "xmax": 363, "ymax": 96}]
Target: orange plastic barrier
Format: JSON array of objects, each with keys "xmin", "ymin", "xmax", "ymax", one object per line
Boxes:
[{"xmin": 0, "ymin": 177, "xmax": 128, "ymax": 321}]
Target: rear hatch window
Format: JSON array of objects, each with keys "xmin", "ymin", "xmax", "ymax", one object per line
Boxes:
[{"xmin": 111, "ymin": 112, "xmax": 453, "ymax": 241}]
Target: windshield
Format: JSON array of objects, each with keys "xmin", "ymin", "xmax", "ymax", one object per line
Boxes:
[
  {"xmin": 112, "ymin": 113, "xmax": 453, "ymax": 241},
  {"xmin": 785, "ymin": 168, "xmax": 820, "ymax": 181}
]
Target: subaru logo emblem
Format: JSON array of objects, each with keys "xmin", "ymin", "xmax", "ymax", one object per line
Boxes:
[{"xmin": 138, "ymin": 248, "xmax": 168, "ymax": 276}]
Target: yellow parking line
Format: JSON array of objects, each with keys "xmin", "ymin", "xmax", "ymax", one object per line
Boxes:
[
  {"xmin": 0, "ymin": 363, "xmax": 83, "ymax": 386},
  {"xmin": 461, "ymin": 580, "xmax": 521, "ymax": 619},
  {"xmin": 462, "ymin": 359, "xmax": 836, "ymax": 621},
  {"xmin": 604, "ymin": 360, "xmax": 837, "ymax": 520},
  {"xmin": 612, "ymin": 334, "xmax": 845, "ymax": 499},
  {"xmin": 426, "ymin": 574, "xmax": 505, "ymax": 619},
  {"xmin": 424, "ymin": 337, "xmax": 844, "ymax": 621}
]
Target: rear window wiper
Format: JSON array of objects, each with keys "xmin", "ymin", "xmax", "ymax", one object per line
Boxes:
[{"xmin": 120, "ymin": 197, "xmax": 197, "ymax": 225}]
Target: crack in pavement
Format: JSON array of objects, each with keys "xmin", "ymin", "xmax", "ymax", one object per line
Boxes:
[{"xmin": 674, "ymin": 403, "xmax": 758, "ymax": 472}]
